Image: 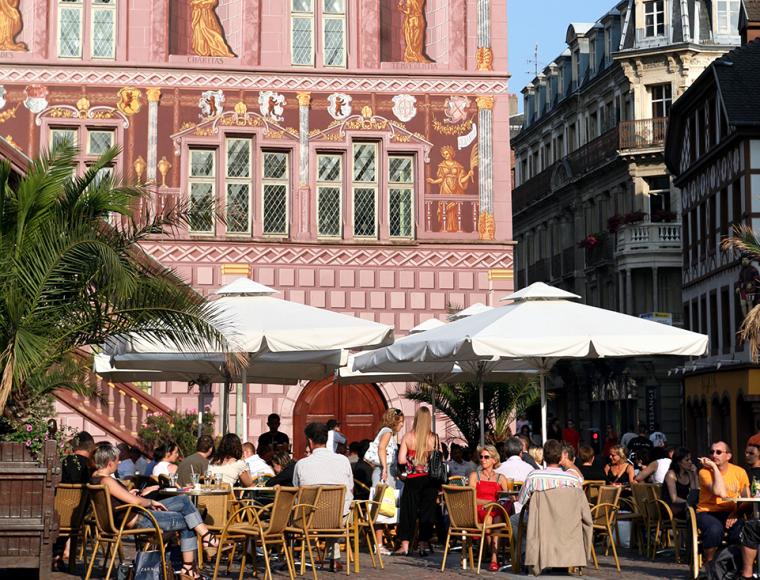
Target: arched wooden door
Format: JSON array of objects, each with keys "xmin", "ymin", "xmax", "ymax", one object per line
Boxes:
[{"xmin": 292, "ymin": 378, "xmax": 386, "ymax": 458}]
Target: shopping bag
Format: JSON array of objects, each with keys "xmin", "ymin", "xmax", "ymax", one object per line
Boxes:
[
  {"xmin": 379, "ymin": 486, "xmax": 397, "ymax": 518},
  {"xmin": 134, "ymin": 550, "xmax": 175, "ymax": 580}
]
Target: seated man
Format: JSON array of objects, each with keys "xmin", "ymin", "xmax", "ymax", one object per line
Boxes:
[
  {"xmin": 293, "ymin": 421, "xmax": 353, "ymax": 572},
  {"xmin": 696, "ymin": 441, "xmax": 750, "ymax": 568},
  {"xmin": 242, "ymin": 442, "xmax": 273, "ymax": 481},
  {"xmin": 116, "ymin": 445, "xmax": 142, "ymax": 481},
  {"xmin": 447, "ymin": 443, "xmax": 470, "ymax": 478},
  {"xmin": 176, "ymin": 435, "xmax": 215, "ymax": 487},
  {"xmin": 496, "ymin": 438, "xmax": 534, "ymax": 515},
  {"xmin": 510, "ymin": 439, "xmax": 582, "ymax": 537}
]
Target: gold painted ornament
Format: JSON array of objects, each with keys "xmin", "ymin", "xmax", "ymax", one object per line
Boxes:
[
  {"xmin": 117, "ymin": 88, "xmax": 142, "ymax": 116},
  {"xmin": 157, "ymin": 156, "xmax": 171, "ymax": 189}
]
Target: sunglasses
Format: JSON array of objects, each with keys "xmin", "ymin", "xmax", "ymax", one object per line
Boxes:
[
  {"xmin": 393, "ymin": 409, "xmax": 402, "ymax": 416},
  {"xmin": 710, "ymin": 450, "xmax": 725, "ymax": 455},
  {"xmin": 480, "ymin": 454, "xmax": 492, "ymax": 460}
]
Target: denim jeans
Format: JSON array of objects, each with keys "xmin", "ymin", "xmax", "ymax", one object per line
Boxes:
[{"xmin": 134, "ymin": 495, "xmax": 203, "ymax": 553}]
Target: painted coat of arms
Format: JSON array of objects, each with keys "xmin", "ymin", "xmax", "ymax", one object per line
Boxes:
[
  {"xmin": 0, "ymin": 86, "xmax": 6, "ymax": 110},
  {"xmin": 24, "ymin": 85, "xmax": 48, "ymax": 114},
  {"xmin": 392, "ymin": 94, "xmax": 417, "ymax": 123},
  {"xmin": 327, "ymin": 93, "xmax": 352, "ymax": 120},
  {"xmin": 199, "ymin": 90, "xmax": 225, "ymax": 119},
  {"xmin": 259, "ymin": 91, "xmax": 286, "ymax": 122},
  {"xmin": 444, "ymin": 95, "xmax": 470, "ymax": 124}
]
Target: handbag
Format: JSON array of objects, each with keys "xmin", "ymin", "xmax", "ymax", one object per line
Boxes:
[
  {"xmin": 428, "ymin": 434, "xmax": 447, "ymax": 485},
  {"xmin": 134, "ymin": 550, "xmax": 175, "ymax": 580},
  {"xmin": 378, "ymin": 485, "xmax": 397, "ymax": 518},
  {"xmin": 364, "ymin": 431, "xmax": 384, "ymax": 467}
]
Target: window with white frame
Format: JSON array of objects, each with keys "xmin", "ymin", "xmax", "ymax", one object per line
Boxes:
[
  {"xmin": 352, "ymin": 143, "xmax": 377, "ymax": 238},
  {"xmin": 91, "ymin": 0, "xmax": 116, "ymax": 59},
  {"xmin": 573, "ymin": 50, "xmax": 580, "ymax": 84},
  {"xmin": 262, "ymin": 152, "xmax": 289, "ymax": 235},
  {"xmin": 317, "ymin": 154, "xmax": 342, "ymax": 237},
  {"xmin": 291, "ymin": 0, "xmax": 314, "ymax": 66},
  {"xmin": 589, "ymin": 39, "xmax": 596, "ymax": 73},
  {"xmin": 87, "ymin": 129, "xmax": 113, "ymax": 155},
  {"xmin": 51, "ymin": 128, "xmax": 78, "ymax": 149},
  {"xmin": 225, "ymin": 138, "xmax": 252, "ymax": 234},
  {"xmin": 717, "ymin": 0, "xmax": 740, "ymax": 34},
  {"xmin": 605, "ymin": 27, "xmax": 612, "ymax": 62},
  {"xmin": 188, "ymin": 150, "xmax": 216, "ymax": 234},
  {"xmin": 644, "ymin": 1, "xmax": 665, "ymax": 37},
  {"xmin": 650, "ymin": 83, "xmax": 672, "ymax": 118},
  {"xmin": 323, "ymin": 0, "xmax": 346, "ymax": 67},
  {"xmin": 59, "ymin": 0, "xmax": 84, "ymax": 58},
  {"xmin": 388, "ymin": 156, "xmax": 413, "ymax": 238}
]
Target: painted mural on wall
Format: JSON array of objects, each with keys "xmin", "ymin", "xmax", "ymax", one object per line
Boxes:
[
  {"xmin": 398, "ymin": 0, "xmax": 432, "ymax": 63},
  {"xmin": 190, "ymin": 0, "xmax": 235, "ymax": 57},
  {"xmin": 0, "ymin": 0, "xmax": 26, "ymax": 52}
]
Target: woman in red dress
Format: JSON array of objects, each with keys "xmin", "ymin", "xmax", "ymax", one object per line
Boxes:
[{"xmin": 467, "ymin": 444, "xmax": 509, "ymax": 571}]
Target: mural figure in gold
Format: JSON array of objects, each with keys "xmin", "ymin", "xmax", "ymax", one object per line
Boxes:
[
  {"xmin": 398, "ymin": 0, "xmax": 432, "ymax": 63},
  {"xmin": 191, "ymin": 0, "xmax": 235, "ymax": 58},
  {"xmin": 0, "ymin": 0, "xmax": 26, "ymax": 52},
  {"xmin": 427, "ymin": 146, "xmax": 474, "ymax": 233}
]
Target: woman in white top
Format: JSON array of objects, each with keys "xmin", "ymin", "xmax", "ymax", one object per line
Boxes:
[
  {"xmin": 151, "ymin": 441, "xmax": 179, "ymax": 478},
  {"xmin": 208, "ymin": 433, "xmax": 253, "ymax": 487},
  {"xmin": 634, "ymin": 447, "xmax": 673, "ymax": 484},
  {"xmin": 370, "ymin": 408, "xmax": 404, "ymax": 556}
]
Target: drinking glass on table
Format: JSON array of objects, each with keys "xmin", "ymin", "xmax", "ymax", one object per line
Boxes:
[
  {"xmin": 506, "ymin": 478, "xmax": 515, "ymax": 492},
  {"xmin": 191, "ymin": 472, "xmax": 200, "ymax": 489},
  {"xmin": 169, "ymin": 473, "xmax": 177, "ymax": 488},
  {"xmin": 214, "ymin": 473, "xmax": 223, "ymax": 491}
]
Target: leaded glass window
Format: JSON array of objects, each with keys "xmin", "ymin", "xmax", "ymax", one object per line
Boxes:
[
  {"xmin": 262, "ymin": 152, "xmax": 289, "ymax": 235},
  {"xmin": 352, "ymin": 144, "xmax": 377, "ymax": 238},
  {"xmin": 291, "ymin": 0, "xmax": 314, "ymax": 66},
  {"xmin": 389, "ymin": 155, "xmax": 413, "ymax": 238},
  {"xmin": 51, "ymin": 128, "xmax": 78, "ymax": 149},
  {"xmin": 323, "ymin": 0, "xmax": 345, "ymax": 68},
  {"xmin": 317, "ymin": 154, "xmax": 342, "ymax": 237},
  {"xmin": 87, "ymin": 130, "xmax": 113, "ymax": 155},
  {"xmin": 188, "ymin": 149, "xmax": 215, "ymax": 234},
  {"xmin": 58, "ymin": 0, "xmax": 83, "ymax": 58},
  {"xmin": 225, "ymin": 139, "xmax": 251, "ymax": 234},
  {"xmin": 92, "ymin": 0, "xmax": 116, "ymax": 59}
]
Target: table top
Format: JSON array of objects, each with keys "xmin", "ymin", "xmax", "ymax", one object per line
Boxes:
[
  {"xmin": 236, "ymin": 487, "xmax": 275, "ymax": 492},
  {"xmin": 498, "ymin": 490, "xmax": 520, "ymax": 497},
  {"xmin": 160, "ymin": 488, "xmax": 230, "ymax": 496},
  {"xmin": 724, "ymin": 497, "xmax": 760, "ymax": 502}
]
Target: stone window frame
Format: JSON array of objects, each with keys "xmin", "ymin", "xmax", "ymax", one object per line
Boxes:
[
  {"xmin": 261, "ymin": 151, "xmax": 291, "ymax": 237},
  {"xmin": 290, "ymin": 0, "xmax": 348, "ymax": 69},
  {"xmin": 316, "ymin": 152, "xmax": 344, "ymax": 239},
  {"xmin": 388, "ymin": 154, "xmax": 414, "ymax": 239},
  {"xmin": 224, "ymin": 137, "xmax": 254, "ymax": 236},
  {"xmin": 55, "ymin": 0, "xmax": 118, "ymax": 61}
]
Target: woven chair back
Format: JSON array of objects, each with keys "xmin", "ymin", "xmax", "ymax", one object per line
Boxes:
[
  {"xmin": 197, "ymin": 484, "xmax": 232, "ymax": 527},
  {"xmin": 367, "ymin": 483, "xmax": 388, "ymax": 524},
  {"xmin": 582, "ymin": 480, "xmax": 606, "ymax": 504},
  {"xmin": 593, "ymin": 485, "xmax": 622, "ymax": 527},
  {"xmin": 267, "ymin": 487, "xmax": 299, "ymax": 535},
  {"xmin": 442, "ymin": 485, "xmax": 479, "ymax": 530},
  {"xmin": 86, "ymin": 484, "xmax": 119, "ymax": 535},
  {"xmin": 631, "ymin": 483, "xmax": 651, "ymax": 520},
  {"xmin": 311, "ymin": 486, "xmax": 346, "ymax": 530},
  {"xmin": 293, "ymin": 485, "xmax": 321, "ymax": 531},
  {"xmin": 55, "ymin": 484, "xmax": 89, "ymax": 532},
  {"xmin": 447, "ymin": 476, "xmax": 466, "ymax": 487}
]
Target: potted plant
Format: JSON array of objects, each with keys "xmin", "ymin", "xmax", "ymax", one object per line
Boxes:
[
  {"xmin": 607, "ymin": 214, "xmax": 624, "ymax": 234},
  {"xmin": 652, "ymin": 209, "xmax": 678, "ymax": 223},
  {"xmin": 578, "ymin": 232, "xmax": 606, "ymax": 249},
  {"xmin": 623, "ymin": 210, "xmax": 647, "ymax": 224}
]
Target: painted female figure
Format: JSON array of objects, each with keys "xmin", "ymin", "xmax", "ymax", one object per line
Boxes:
[
  {"xmin": 0, "ymin": 0, "xmax": 26, "ymax": 51},
  {"xmin": 398, "ymin": 0, "xmax": 432, "ymax": 63},
  {"xmin": 427, "ymin": 146, "xmax": 474, "ymax": 232},
  {"xmin": 191, "ymin": 0, "xmax": 235, "ymax": 58}
]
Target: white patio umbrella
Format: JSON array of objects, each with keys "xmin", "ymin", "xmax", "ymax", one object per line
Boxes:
[
  {"xmin": 106, "ymin": 278, "xmax": 395, "ymax": 437},
  {"xmin": 353, "ymin": 282, "xmax": 709, "ymax": 444},
  {"xmin": 447, "ymin": 303, "xmax": 493, "ymax": 321}
]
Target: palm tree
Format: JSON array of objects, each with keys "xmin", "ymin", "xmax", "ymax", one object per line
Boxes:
[
  {"xmin": 0, "ymin": 141, "xmax": 237, "ymax": 425},
  {"xmin": 405, "ymin": 377, "xmax": 541, "ymax": 449},
  {"xmin": 722, "ymin": 227, "xmax": 760, "ymax": 360}
]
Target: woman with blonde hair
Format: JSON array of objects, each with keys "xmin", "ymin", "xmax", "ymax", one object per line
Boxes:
[
  {"xmin": 370, "ymin": 407, "xmax": 404, "ymax": 556},
  {"xmin": 468, "ymin": 445, "xmax": 509, "ymax": 571},
  {"xmin": 605, "ymin": 444, "xmax": 635, "ymax": 485},
  {"xmin": 528, "ymin": 445, "xmax": 544, "ymax": 467},
  {"xmin": 396, "ymin": 407, "xmax": 439, "ymax": 557}
]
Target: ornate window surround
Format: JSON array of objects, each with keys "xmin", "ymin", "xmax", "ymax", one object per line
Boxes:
[
  {"xmin": 52, "ymin": 0, "xmax": 125, "ymax": 62},
  {"xmin": 290, "ymin": 0, "xmax": 348, "ymax": 69}
]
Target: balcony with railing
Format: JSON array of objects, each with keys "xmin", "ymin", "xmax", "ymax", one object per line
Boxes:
[
  {"xmin": 423, "ymin": 196, "xmax": 480, "ymax": 238},
  {"xmin": 528, "ymin": 258, "xmax": 550, "ymax": 284},
  {"xmin": 615, "ymin": 221, "xmax": 683, "ymax": 268},
  {"xmin": 618, "ymin": 118, "xmax": 668, "ymax": 150},
  {"xmin": 585, "ymin": 237, "xmax": 615, "ymax": 268}
]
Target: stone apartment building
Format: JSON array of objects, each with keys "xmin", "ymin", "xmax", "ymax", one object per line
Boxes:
[
  {"xmin": 0, "ymin": 0, "xmax": 514, "ymax": 449},
  {"xmin": 511, "ymin": 0, "xmax": 739, "ymax": 443}
]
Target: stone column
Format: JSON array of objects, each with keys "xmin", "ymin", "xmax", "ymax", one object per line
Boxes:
[
  {"xmin": 476, "ymin": 0, "xmax": 492, "ymax": 70},
  {"xmin": 626, "ymin": 269, "xmax": 633, "ymax": 315},
  {"xmin": 476, "ymin": 95, "xmax": 494, "ymax": 240},
  {"xmin": 146, "ymin": 88, "xmax": 161, "ymax": 183},
  {"xmin": 295, "ymin": 92, "xmax": 312, "ymax": 239},
  {"xmin": 652, "ymin": 267, "xmax": 659, "ymax": 312}
]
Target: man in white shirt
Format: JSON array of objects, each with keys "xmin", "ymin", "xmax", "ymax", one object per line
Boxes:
[
  {"xmin": 649, "ymin": 423, "xmax": 667, "ymax": 448},
  {"xmin": 447, "ymin": 444, "xmax": 470, "ymax": 478},
  {"xmin": 242, "ymin": 442, "xmax": 273, "ymax": 480},
  {"xmin": 495, "ymin": 438, "xmax": 535, "ymax": 514},
  {"xmin": 294, "ymin": 422, "xmax": 353, "ymax": 572}
]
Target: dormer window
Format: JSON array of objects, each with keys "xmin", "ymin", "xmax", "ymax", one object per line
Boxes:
[
  {"xmin": 716, "ymin": 1, "xmax": 740, "ymax": 35},
  {"xmin": 573, "ymin": 50, "xmax": 580, "ymax": 84},
  {"xmin": 645, "ymin": 1, "xmax": 665, "ymax": 37},
  {"xmin": 605, "ymin": 27, "xmax": 612, "ymax": 62},
  {"xmin": 589, "ymin": 40, "xmax": 596, "ymax": 73}
]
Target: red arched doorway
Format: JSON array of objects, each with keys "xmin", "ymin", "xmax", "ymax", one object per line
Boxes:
[{"xmin": 292, "ymin": 378, "xmax": 387, "ymax": 458}]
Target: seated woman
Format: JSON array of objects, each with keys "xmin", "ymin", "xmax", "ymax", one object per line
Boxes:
[
  {"xmin": 89, "ymin": 444, "xmax": 220, "ymax": 579},
  {"xmin": 662, "ymin": 447, "xmax": 698, "ymax": 519},
  {"xmin": 467, "ymin": 444, "xmax": 509, "ymax": 572},
  {"xmin": 605, "ymin": 445, "xmax": 636, "ymax": 485},
  {"xmin": 560, "ymin": 442, "xmax": 584, "ymax": 481},
  {"xmin": 151, "ymin": 441, "xmax": 179, "ymax": 478},
  {"xmin": 268, "ymin": 451, "xmax": 296, "ymax": 489},
  {"xmin": 208, "ymin": 433, "xmax": 254, "ymax": 488}
]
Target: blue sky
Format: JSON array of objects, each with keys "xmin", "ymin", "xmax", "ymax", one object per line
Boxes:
[{"xmin": 507, "ymin": 0, "xmax": 617, "ymax": 113}]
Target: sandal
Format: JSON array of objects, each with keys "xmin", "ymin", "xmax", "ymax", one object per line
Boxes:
[
  {"xmin": 488, "ymin": 562, "xmax": 499, "ymax": 572},
  {"xmin": 200, "ymin": 531, "xmax": 220, "ymax": 560},
  {"xmin": 376, "ymin": 545, "xmax": 392, "ymax": 557}
]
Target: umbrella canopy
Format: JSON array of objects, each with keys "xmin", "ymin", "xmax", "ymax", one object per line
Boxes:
[
  {"xmin": 354, "ymin": 282, "xmax": 709, "ymax": 443},
  {"xmin": 447, "ymin": 302, "xmax": 493, "ymax": 321}
]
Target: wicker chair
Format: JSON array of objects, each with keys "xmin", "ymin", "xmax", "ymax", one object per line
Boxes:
[
  {"xmin": 196, "ymin": 482, "xmax": 235, "ymax": 566},
  {"xmin": 441, "ymin": 485, "xmax": 513, "ymax": 574},
  {"xmin": 651, "ymin": 494, "xmax": 689, "ymax": 564},
  {"xmin": 54, "ymin": 484, "xmax": 90, "ymax": 573},
  {"xmin": 582, "ymin": 480, "xmax": 607, "ymax": 505},
  {"xmin": 133, "ymin": 474, "xmax": 158, "ymax": 489},
  {"xmin": 352, "ymin": 479, "xmax": 371, "ymax": 500},
  {"xmin": 589, "ymin": 485, "xmax": 622, "ymax": 572},
  {"xmin": 686, "ymin": 506, "xmax": 703, "ymax": 579},
  {"xmin": 351, "ymin": 483, "xmax": 387, "ymax": 571},
  {"xmin": 212, "ymin": 486, "xmax": 299, "ymax": 580},
  {"xmin": 287, "ymin": 485, "xmax": 322, "ymax": 580},
  {"xmin": 84, "ymin": 484, "xmax": 168, "ymax": 580},
  {"xmin": 447, "ymin": 476, "xmax": 466, "ymax": 486},
  {"xmin": 631, "ymin": 482, "xmax": 660, "ymax": 559}
]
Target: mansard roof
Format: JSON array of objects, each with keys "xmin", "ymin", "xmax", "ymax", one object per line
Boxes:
[
  {"xmin": 744, "ymin": 0, "xmax": 760, "ymax": 22},
  {"xmin": 566, "ymin": 23, "xmax": 595, "ymax": 44}
]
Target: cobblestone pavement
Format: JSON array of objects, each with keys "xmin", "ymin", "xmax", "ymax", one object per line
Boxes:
[{"xmin": 1, "ymin": 540, "xmax": 693, "ymax": 580}]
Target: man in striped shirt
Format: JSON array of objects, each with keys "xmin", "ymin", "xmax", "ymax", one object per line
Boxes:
[{"xmin": 510, "ymin": 439, "xmax": 582, "ymax": 536}]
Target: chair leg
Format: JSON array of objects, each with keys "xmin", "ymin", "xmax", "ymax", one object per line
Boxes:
[
  {"xmin": 590, "ymin": 543, "xmax": 598, "ymax": 570},
  {"xmin": 212, "ymin": 532, "xmax": 227, "ymax": 580},
  {"xmin": 305, "ymin": 536, "xmax": 318, "ymax": 580},
  {"xmin": 607, "ymin": 525, "xmax": 620, "ymax": 572},
  {"xmin": 227, "ymin": 541, "xmax": 237, "ymax": 574},
  {"xmin": 476, "ymin": 531, "xmax": 486, "ymax": 575},
  {"xmin": 103, "ymin": 539, "xmax": 121, "ymax": 580},
  {"xmin": 365, "ymin": 531, "xmax": 378, "ymax": 569},
  {"xmin": 441, "ymin": 532, "xmax": 451, "ymax": 572},
  {"xmin": 84, "ymin": 538, "xmax": 100, "ymax": 580},
  {"xmin": 468, "ymin": 537, "xmax": 474, "ymax": 571},
  {"xmin": 68, "ymin": 536, "xmax": 79, "ymax": 574},
  {"xmin": 261, "ymin": 536, "xmax": 273, "ymax": 580}
]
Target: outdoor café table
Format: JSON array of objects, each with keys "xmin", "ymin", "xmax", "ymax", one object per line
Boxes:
[
  {"xmin": 497, "ymin": 490, "xmax": 520, "ymax": 498},
  {"xmin": 725, "ymin": 497, "xmax": 760, "ymax": 575},
  {"xmin": 159, "ymin": 487, "xmax": 229, "ymax": 507}
]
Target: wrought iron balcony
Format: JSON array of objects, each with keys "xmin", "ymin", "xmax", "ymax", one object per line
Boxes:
[{"xmin": 618, "ymin": 118, "xmax": 668, "ymax": 150}]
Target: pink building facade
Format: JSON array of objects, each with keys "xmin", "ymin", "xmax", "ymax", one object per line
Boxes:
[{"xmin": 0, "ymin": 0, "xmax": 513, "ymax": 448}]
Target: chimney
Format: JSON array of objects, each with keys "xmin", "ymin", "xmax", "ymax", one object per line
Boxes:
[{"xmin": 509, "ymin": 94, "xmax": 519, "ymax": 117}]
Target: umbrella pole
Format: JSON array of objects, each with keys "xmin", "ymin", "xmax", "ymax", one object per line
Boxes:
[
  {"xmin": 235, "ymin": 377, "xmax": 243, "ymax": 438},
  {"xmin": 478, "ymin": 363, "xmax": 485, "ymax": 448},
  {"xmin": 197, "ymin": 382, "xmax": 203, "ymax": 439},
  {"xmin": 540, "ymin": 370, "xmax": 547, "ymax": 445},
  {"xmin": 222, "ymin": 380, "xmax": 229, "ymax": 435},
  {"xmin": 241, "ymin": 368, "xmax": 247, "ymax": 442},
  {"xmin": 431, "ymin": 383, "xmax": 437, "ymax": 432}
]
